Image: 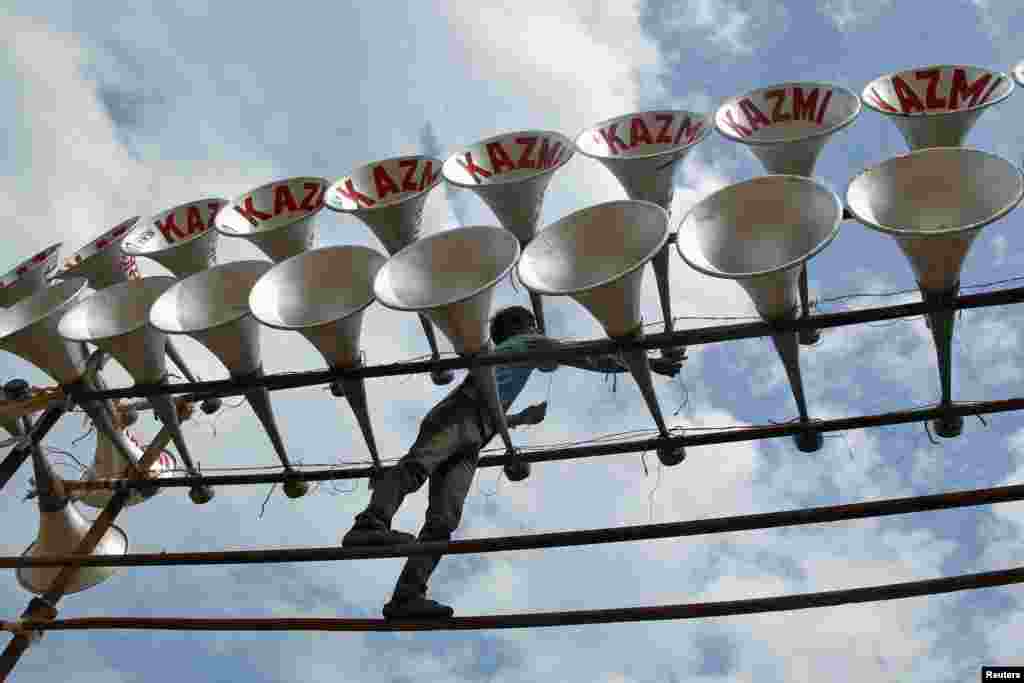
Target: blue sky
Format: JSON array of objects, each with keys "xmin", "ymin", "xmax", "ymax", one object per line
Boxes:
[{"xmin": 2, "ymin": 1, "xmax": 1024, "ymax": 680}]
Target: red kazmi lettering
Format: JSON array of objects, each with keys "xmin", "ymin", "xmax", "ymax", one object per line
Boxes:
[
  {"xmin": 599, "ymin": 124, "xmax": 629, "ymax": 154},
  {"xmin": 766, "ymin": 89, "xmax": 790, "ymax": 122},
  {"xmin": 457, "ymin": 152, "xmax": 492, "ymax": 183},
  {"xmin": 515, "ymin": 137, "xmax": 538, "ymax": 169}
]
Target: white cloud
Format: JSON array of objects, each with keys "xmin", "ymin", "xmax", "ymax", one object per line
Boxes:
[
  {"xmin": 817, "ymin": 0, "xmax": 894, "ymax": 32},
  {"xmin": 649, "ymin": 0, "xmax": 790, "ymax": 58}
]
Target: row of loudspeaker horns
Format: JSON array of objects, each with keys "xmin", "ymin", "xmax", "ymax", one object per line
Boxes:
[
  {"xmin": 1, "ymin": 63, "xmax": 1022, "ymax": 595},
  {"xmin": 0, "ymin": 68, "xmax": 1018, "ymax": 503},
  {"xmin": 7, "ymin": 142, "xmax": 1024, "ymax": 598},
  {"xmin": 3, "ymin": 64, "xmax": 1016, "ymax": 353}
]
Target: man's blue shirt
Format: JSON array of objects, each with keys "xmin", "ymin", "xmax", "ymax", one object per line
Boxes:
[{"xmin": 491, "ymin": 332, "xmax": 557, "ymax": 409}]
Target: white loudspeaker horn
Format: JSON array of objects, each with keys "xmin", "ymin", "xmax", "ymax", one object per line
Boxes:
[
  {"xmin": 518, "ymin": 200, "xmax": 685, "ymax": 466},
  {"xmin": 0, "ymin": 278, "xmax": 155, "ymax": 480},
  {"xmin": 123, "ymin": 198, "xmax": 229, "ymax": 278},
  {"xmin": 863, "ymin": 65, "xmax": 1013, "ymax": 150},
  {"xmin": 374, "ymin": 226, "xmax": 525, "ymax": 475},
  {"xmin": 716, "ymin": 82, "xmax": 860, "ymax": 346},
  {"xmin": 715, "ymin": 82, "xmax": 861, "ymax": 176},
  {"xmin": 250, "ymin": 246, "xmax": 388, "ymax": 473},
  {"xmin": 678, "ymin": 176, "xmax": 843, "ymax": 452},
  {"xmin": 215, "ymin": 178, "xmax": 328, "ymax": 263},
  {"xmin": 1013, "ymin": 61, "xmax": 1024, "ymax": 87},
  {"xmin": 54, "ymin": 216, "xmax": 141, "ymax": 290},
  {"xmin": 76, "ymin": 428, "xmax": 177, "ymax": 508},
  {"xmin": 443, "ymin": 131, "xmax": 575, "ymax": 333},
  {"xmin": 847, "ymin": 148, "xmax": 1024, "ymax": 437},
  {"xmin": 18, "ymin": 444, "xmax": 127, "ymax": 595},
  {"xmin": 325, "ymin": 155, "xmax": 453, "ymax": 386},
  {"xmin": 575, "ymin": 110, "xmax": 711, "ymax": 362},
  {"xmin": 58, "ymin": 276, "xmax": 209, "ymax": 504},
  {"xmin": 150, "ymin": 260, "xmax": 308, "ymax": 498},
  {"xmin": 0, "ymin": 243, "xmax": 62, "ymax": 308}
]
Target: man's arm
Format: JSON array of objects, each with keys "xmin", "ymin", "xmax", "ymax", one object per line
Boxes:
[
  {"xmin": 507, "ymin": 401, "xmax": 547, "ymax": 428},
  {"xmin": 519, "ymin": 335, "xmax": 681, "ymax": 378}
]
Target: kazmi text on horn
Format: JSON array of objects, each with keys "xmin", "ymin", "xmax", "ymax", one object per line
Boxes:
[
  {"xmin": 154, "ymin": 202, "xmax": 223, "ymax": 243},
  {"xmin": 334, "ymin": 159, "xmax": 438, "ymax": 209},
  {"xmin": 233, "ymin": 182, "xmax": 325, "ymax": 228},
  {"xmin": 867, "ymin": 67, "xmax": 1005, "ymax": 114},
  {"xmin": 591, "ymin": 114, "xmax": 705, "ymax": 155},
  {"xmin": 720, "ymin": 87, "xmax": 834, "ymax": 138},
  {"xmin": 457, "ymin": 136, "xmax": 567, "ymax": 183},
  {"xmin": 12, "ymin": 249, "xmax": 53, "ymax": 278}
]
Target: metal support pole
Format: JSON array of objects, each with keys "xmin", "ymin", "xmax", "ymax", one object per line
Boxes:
[{"xmin": 0, "ymin": 424, "xmax": 171, "ymax": 680}]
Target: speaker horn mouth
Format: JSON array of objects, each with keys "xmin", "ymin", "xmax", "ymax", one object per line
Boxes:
[
  {"xmin": 56, "ymin": 216, "xmax": 140, "ymax": 281},
  {"xmin": 0, "ymin": 243, "xmax": 63, "ymax": 302},
  {"xmin": 17, "ymin": 523, "xmax": 128, "ymax": 595},
  {"xmin": 325, "ymin": 155, "xmax": 443, "ymax": 213},
  {"xmin": 677, "ymin": 175, "xmax": 842, "ymax": 280},
  {"xmin": 150, "ymin": 260, "xmax": 271, "ymax": 334},
  {"xmin": 846, "ymin": 148, "xmax": 1024, "ymax": 237},
  {"xmin": 518, "ymin": 200, "xmax": 668, "ymax": 296},
  {"xmin": 442, "ymin": 130, "xmax": 574, "ymax": 189},
  {"xmin": 574, "ymin": 110, "xmax": 711, "ymax": 160},
  {"xmin": 862, "ymin": 64, "xmax": 1013, "ymax": 118},
  {"xmin": 714, "ymin": 81, "xmax": 861, "ymax": 146},
  {"xmin": 374, "ymin": 226, "xmax": 520, "ymax": 312},
  {"xmin": 58, "ymin": 276, "xmax": 178, "ymax": 344},
  {"xmin": 0, "ymin": 277, "xmax": 89, "ymax": 341},
  {"xmin": 215, "ymin": 177, "xmax": 328, "ymax": 238},
  {"xmin": 125, "ymin": 198, "xmax": 228, "ymax": 256},
  {"xmin": 250, "ymin": 246, "xmax": 386, "ymax": 330},
  {"xmin": 1014, "ymin": 61, "xmax": 1024, "ymax": 87}
]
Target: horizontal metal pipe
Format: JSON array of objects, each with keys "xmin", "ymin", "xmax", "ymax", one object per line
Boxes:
[
  {"xmin": 60, "ymin": 396, "xmax": 1024, "ymax": 492},
  {"xmin": 59, "ymin": 284, "xmax": 1024, "ymax": 403}
]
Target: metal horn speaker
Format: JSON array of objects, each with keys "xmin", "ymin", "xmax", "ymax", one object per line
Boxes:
[
  {"xmin": 678, "ymin": 176, "xmax": 843, "ymax": 453},
  {"xmin": 443, "ymin": 131, "xmax": 574, "ymax": 333},
  {"xmin": 374, "ymin": 225, "xmax": 525, "ymax": 474},
  {"xmin": 325, "ymin": 155, "xmax": 453, "ymax": 386},
  {"xmin": 0, "ymin": 243, "xmax": 62, "ymax": 308},
  {"xmin": 123, "ymin": 198, "xmax": 229, "ymax": 278},
  {"xmin": 575, "ymin": 110, "xmax": 711, "ymax": 362},
  {"xmin": 1013, "ymin": 61, "xmax": 1024, "ymax": 87},
  {"xmin": 847, "ymin": 147, "xmax": 1024, "ymax": 437},
  {"xmin": 18, "ymin": 444, "xmax": 127, "ymax": 595},
  {"xmin": 54, "ymin": 216, "xmax": 141, "ymax": 290},
  {"xmin": 58, "ymin": 276, "xmax": 209, "ymax": 504},
  {"xmin": 150, "ymin": 260, "xmax": 308, "ymax": 497},
  {"xmin": 715, "ymin": 82, "xmax": 860, "ymax": 177},
  {"xmin": 75, "ymin": 428, "xmax": 177, "ymax": 508},
  {"xmin": 518, "ymin": 200, "xmax": 685, "ymax": 467},
  {"xmin": 0, "ymin": 278, "xmax": 154, "ymax": 480},
  {"xmin": 250, "ymin": 245, "xmax": 388, "ymax": 473},
  {"xmin": 716, "ymin": 82, "xmax": 860, "ymax": 346},
  {"xmin": 215, "ymin": 177, "xmax": 328, "ymax": 263},
  {"xmin": 863, "ymin": 65, "xmax": 1013, "ymax": 150}
]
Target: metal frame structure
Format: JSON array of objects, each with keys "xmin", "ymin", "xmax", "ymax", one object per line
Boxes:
[
  {"xmin": 2, "ymin": 61, "xmax": 1024, "ymax": 681},
  {"xmin": 0, "ymin": 285, "xmax": 1023, "ymax": 678}
]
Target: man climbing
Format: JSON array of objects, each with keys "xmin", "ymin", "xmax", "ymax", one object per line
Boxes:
[{"xmin": 342, "ymin": 305, "xmax": 681, "ymax": 620}]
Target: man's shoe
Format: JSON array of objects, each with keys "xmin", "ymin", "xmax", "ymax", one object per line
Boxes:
[
  {"xmin": 342, "ymin": 527, "xmax": 416, "ymax": 547},
  {"xmin": 382, "ymin": 596, "xmax": 454, "ymax": 620}
]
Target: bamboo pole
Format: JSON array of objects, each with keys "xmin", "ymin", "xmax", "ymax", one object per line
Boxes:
[
  {"xmin": 0, "ymin": 482, "xmax": 1022, "ymax": 570},
  {"xmin": 6, "ymin": 566, "xmax": 1023, "ymax": 632}
]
